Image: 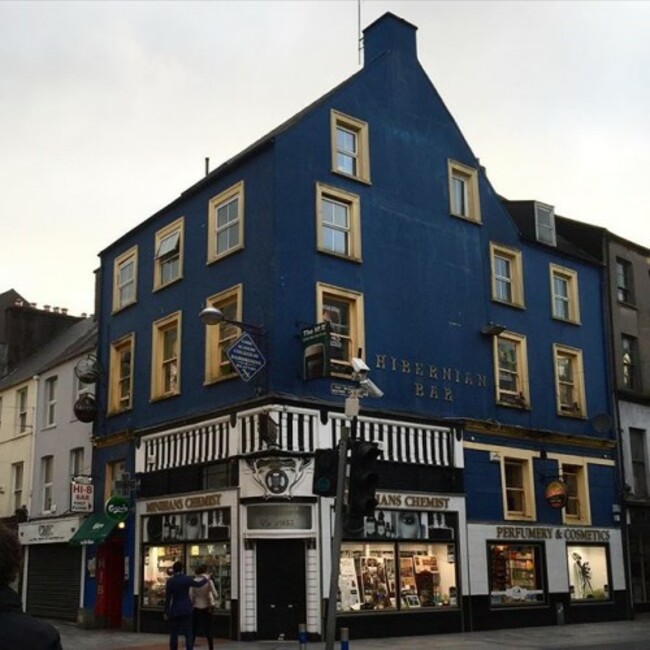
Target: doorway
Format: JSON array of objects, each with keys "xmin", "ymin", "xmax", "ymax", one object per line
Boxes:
[{"xmin": 256, "ymin": 539, "xmax": 306, "ymax": 639}]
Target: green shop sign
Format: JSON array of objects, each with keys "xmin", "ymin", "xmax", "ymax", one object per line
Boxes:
[{"xmin": 105, "ymin": 495, "xmax": 131, "ymax": 522}]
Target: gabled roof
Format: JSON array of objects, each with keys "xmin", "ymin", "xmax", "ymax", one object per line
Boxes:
[{"xmin": 0, "ymin": 318, "xmax": 97, "ymax": 391}]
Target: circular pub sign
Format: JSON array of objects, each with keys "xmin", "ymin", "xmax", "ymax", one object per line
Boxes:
[
  {"xmin": 105, "ymin": 495, "xmax": 131, "ymax": 522},
  {"xmin": 545, "ymin": 480, "xmax": 568, "ymax": 509}
]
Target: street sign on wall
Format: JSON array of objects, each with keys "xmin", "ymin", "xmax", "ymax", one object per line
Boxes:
[{"xmin": 227, "ymin": 332, "xmax": 266, "ymax": 381}]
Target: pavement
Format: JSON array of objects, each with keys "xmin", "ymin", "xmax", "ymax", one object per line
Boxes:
[{"xmin": 50, "ymin": 614, "xmax": 650, "ymax": 650}]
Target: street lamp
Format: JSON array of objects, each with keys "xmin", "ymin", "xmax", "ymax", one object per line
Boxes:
[
  {"xmin": 324, "ymin": 358, "xmax": 383, "ymax": 650},
  {"xmin": 198, "ymin": 306, "xmax": 262, "ymax": 334}
]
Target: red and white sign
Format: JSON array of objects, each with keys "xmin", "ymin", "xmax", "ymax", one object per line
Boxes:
[{"xmin": 71, "ymin": 481, "xmax": 95, "ymax": 513}]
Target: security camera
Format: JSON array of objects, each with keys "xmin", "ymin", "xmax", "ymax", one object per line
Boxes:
[
  {"xmin": 351, "ymin": 357, "xmax": 370, "ymax": 374},
  {"xmin": 360, "ymin": 377, "xmax": 384, "ymax": 399}
]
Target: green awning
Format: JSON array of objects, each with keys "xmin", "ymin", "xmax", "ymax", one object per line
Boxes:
[{"xmin": 69, "ymin": 513, "xmax": 118, "ymax": 545}]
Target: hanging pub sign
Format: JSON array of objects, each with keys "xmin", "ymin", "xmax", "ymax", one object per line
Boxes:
[
  {"xmin": 302, "ymin": 322, "xmax": 331, "ymax": 380},
  {"xmin": 545, "ymin": 480, "xmax": 568, "ymax": 509},
  {"xmin": 105, "ymin": 495, "xmax": 130, "ymax": 523},
  {"xmin": 74, "ymin": 392, "xmax": 97, "ymax": 422},
  {"xmin": 74, "ymin": 354, "xmax": 102, "ymax": 384}
]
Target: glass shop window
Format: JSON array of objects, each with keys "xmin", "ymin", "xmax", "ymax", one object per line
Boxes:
[
  {"xmin": 568, "ymin": 545, "xmax": 611, "ymax": 601},
  {"xmin": 488, "ymin": 543, "xmax": 545, "ymax": 606}
]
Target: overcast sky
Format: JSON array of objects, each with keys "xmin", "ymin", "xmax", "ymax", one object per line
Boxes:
[{"xmin": 2, "ymin": 0, "xmax": 649, "ymax": 317}]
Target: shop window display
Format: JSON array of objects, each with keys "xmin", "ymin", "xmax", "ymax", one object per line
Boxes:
[
  {"xmin": 488, "ymin": 543, "xmax": 545, "ymax": 606},
  {"xmin": 338, "ymin": 509, "xmax": 458, "ymax": 612},
  {"xmin": 567, "ymin": 545, "xmax": 611, "ymax": 601},
  {"xmin": 141, "ymin": 507, "xmax": 231, "ymax": 610}
]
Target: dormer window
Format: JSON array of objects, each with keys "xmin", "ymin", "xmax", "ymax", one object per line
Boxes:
[{"xmin": 535, "ymin": 202, "xmax": 556, "ymax": 246}]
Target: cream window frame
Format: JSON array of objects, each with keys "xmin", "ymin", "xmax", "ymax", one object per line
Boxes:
[
  {"xmin": 561, "ymin": 461, "xmax": 591, "ymax": 525},
  {"xmin": 494, "ymin": 331, "xmax": 530, "ymax": 408},
  {"xmin": 550, "ymin": 264, "xmax": 580, "ymax": 324},
  {"xmin": 16, "ymin": 387, "xmax": 28, "ymax": 434},
  {"xmin": 535, "ymin": 202, "xmax": 556, "ymax": 246},
  {"xmin": 317, "ymin": 282, "xmax": 365, "ymax": 376},
  {"xmin": 448, "ymin": 159, "xmax": 481, "ymax": 223},
  {"xmin": 41, "ymin": 455, "xmax": 53, "ymax": 513},
  {"xmin": 108, "ymin": 333, "xmax": 135, "ymax": 414},
  {"xmin": 316, "ymin": 183, "xmax": 362, "ymax": 261},
  {"xmin": 151, "ymin": 312, "xmax": 182, "ymax": 400},
  {"xmin": 204, "ymin": 285, "xmax": 243, "ymax": 385},
  {"xmin": 104, "ymin": 459, "xmax": 125, "ymax": 502},
  {"xmin": 500, "ymin": 451, "xmax": 537, "ymax": 521},
  {"xmin": 207, "ymin": 181, "xmax": 244, "ymax": 263},
  {"xmin": 154, "ymin": 217, "xmax": 184, "ymax": 290},
  {"xmin": 112, "ymin": 246, "xmax": 138, "ymax": 312},
  {"xmin": 44, "ymin": 376, "xmax": 57, "ymax": 428},
  {"xmin": 490, "ymin": 243, "xmax": 524, "ymax": 307},
  {"xmin": 553, "ymin": 344, "xmax": 587, "ymax": 418},
  {"xmin": 330, "ymin": 109, "xmax": 370, "ymax": 183}
]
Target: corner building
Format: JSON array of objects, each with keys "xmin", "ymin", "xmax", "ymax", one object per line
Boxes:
[{"xmin": 89, "ymin": 12, "xmax": 627, "ymax": 640}]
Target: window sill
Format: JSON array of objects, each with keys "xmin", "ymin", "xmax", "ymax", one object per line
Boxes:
[
  {"xmin": 204, "ymin": 374, "xmax": 237, "ymax": 386},
  {"xmin": 317, "ymin": 248, "xmax": 362, "ymax": 264},
  {"xmin": 450, "ymin": 212, "xmax": 481, "ymax": 225},
  {"xmin": 150, "ymin": 392, "xmax": 181, "ymax": 403},
  {"xmin": 552, "ymin": 316, "xmax": 581, "ymax": 326},
  {"xmin": 153, "ymin": 276, "xmax": 183, "ymax": 293},
  {"xmin": 207, "ymin": 245, "xmax": 244, "ymax": 266},
  {"xmin": 492, "ymin": 298, "xmax": 525, "ymax": 310},
  {"xmin": 111, "ymin": 300, "xmax": 137, "ymax": 315},
  {"xmin": 330, "ymin": 169, "xmax": 371, "ymax": 186}
]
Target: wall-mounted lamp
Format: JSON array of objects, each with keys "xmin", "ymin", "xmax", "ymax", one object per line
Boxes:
[
  {"xmin": 481, "ymin": 322, "xmax": 507, "ymax": 336},
  {"xmin": 199, "ymin": 306, "xmax": 262, "ymax": 334}
]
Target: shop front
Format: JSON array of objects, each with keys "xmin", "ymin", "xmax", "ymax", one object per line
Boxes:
[
  {"xmin": 18, "ymin": 515, "xmax": 85, "ymax": 622},
  {"xmin": 468, "ymin": 523, "xmax": 627, "ymax": 629},
  {"xmin": 136, "ymin": 489, "xmax": 238, "ymax": 637},
  {"xmin": 332, "ymin": 492, "xmax": 467, "ymax": 639}
]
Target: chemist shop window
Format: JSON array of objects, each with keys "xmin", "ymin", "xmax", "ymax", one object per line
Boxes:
[
  {"xmin": 567, "ymin": 545, "xmax": 611, "ymax": 601},
  {"xmin": 488, "ymin": 543, "xmax": 545, "ymax": 606},
  {"xmin": 338, "ymin": 509, "xmax": 459, "ymax": 612},
  {"xmin": 141, "ymin": 507, "xmax": 232, "ymax": 611}
]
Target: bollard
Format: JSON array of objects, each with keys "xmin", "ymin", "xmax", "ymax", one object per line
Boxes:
[
  {"xmin": 340, "ymin": 627, "xmax": 349, "ymax": 650},
  {"xmin": 298, "ymin": 622, "xmax": 308, "ymax": 650}
]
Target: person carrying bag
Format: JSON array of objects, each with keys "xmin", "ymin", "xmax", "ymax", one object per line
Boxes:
[{"xmin": 191, "ymin": 564, "xmax": 219, "ymax": 650}]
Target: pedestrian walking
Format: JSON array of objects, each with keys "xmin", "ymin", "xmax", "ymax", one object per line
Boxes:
[
  {"xmin": 191, "ymin": 564, "xmax": 218, "ymax": 650},
  {"xmin": 165, "ymin": 560, "xmax": 207, "ymax": 650},
  {"xmin": 0, "ymin": 523, "xmax": 62, "ymax": 650}
]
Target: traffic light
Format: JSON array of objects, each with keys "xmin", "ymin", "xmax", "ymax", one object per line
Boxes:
[
  {"xmin": 348, "ymin": 440, "xmax": 381, "ymax": 518},
  {"xmin": 312, "ymin": 448, "xmax": 339, "ymax": 497}
]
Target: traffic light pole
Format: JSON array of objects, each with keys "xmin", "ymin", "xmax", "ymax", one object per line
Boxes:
[{"xmin": 325, "ymin": 415, "xmax": 355, "ymax": 650}]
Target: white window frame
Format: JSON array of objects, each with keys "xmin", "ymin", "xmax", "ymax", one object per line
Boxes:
[
  {"xmin": 494, "ymin": 332, "xmax": 530, "ymax": 408},
  {"xmin": 16, "ymin": 387, "xmax": 28, "ymax": 434},
  {"xmin": 316, "ymin": 183, "xmax": 361, "ymax": 261},
  {"xmin": 490, "ymin": 243, "xmax": 524, "ymax": 307},
  {"xmin": 553, "ymin": 344, "xmax": 587, "ymax": 417},
  {"xmin": 154, "ymin": 217, "xmax": 184, "ymax": 290},
  {"xmin": 550, "ymin": 264, "xmax": 580, "ymax": 323},
  {"xmin": 534, "ymin": 202, "xmax": 556, "ymax": 246},
  {"xmin": 448, "ymin": 159, "xmax": 481, "ymax": 223},
  {"xmin": 11, "ymin": 461, "xmax": 23, "ymax": 512},
  {"xmin": 70, "ymin": 447, "xmax": 85, "ymax": 478},
  {"xmin": 113, "ymin": 246, "xmax": 138, "ymax": 312},
  {"xmin": 616, "ymin": 257, "xmax": 635, "ymax": 304},
  {"xmin": 44, "ymin": 375, "xmax": 57, "ymax": 427},
  {"xmin": 330, "ymin": 109, "xmax": 370, "ymax": 183},
  {"xmin": 42, "ymin": 455, "xmax": 53, "ymax": 513},
  {"xmin": 207, "ymin": 181, "xmax": 244, "ymax": 263},
  {"xmin": 622, "ymin": 334, "xmax": 639, "ymax": 391}
]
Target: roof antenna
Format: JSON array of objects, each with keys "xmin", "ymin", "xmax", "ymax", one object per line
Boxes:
[
  {"xmin": 205, "ymin": 157, "xmax": 210, "ymax": 177},
  {"xmin": 357, "ymin": 0, "xmax": 363, "ymax": 66}
]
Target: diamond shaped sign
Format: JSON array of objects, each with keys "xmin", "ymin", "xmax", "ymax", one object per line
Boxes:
[{"xmin": 227, "ymin": 332, "xmax": 266, "ymax": 382}]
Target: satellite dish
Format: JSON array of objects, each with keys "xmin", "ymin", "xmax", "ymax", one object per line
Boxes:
[
  {"xmin": 592, "ymin": 413, "xmax": 613, "ymax": 434},
  {"xmin": 75, "ymin": 355, "xmax": 101, "ymax": 384}
]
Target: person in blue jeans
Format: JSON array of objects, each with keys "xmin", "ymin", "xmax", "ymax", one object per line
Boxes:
[{"xmin": 165, "ymin": 561, "xmax": 207, "ymax": 650}]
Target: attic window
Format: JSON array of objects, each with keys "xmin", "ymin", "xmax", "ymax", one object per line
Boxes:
[{"xmin": 535, "ymin": 202, "xmax": 556, "ymax": 246}]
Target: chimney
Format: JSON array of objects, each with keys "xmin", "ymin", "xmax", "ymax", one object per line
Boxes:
[
  {"xmin": 53, "ymin": 307, "xmax": 60, "ymax": 313},
  {"xmin": 61, "ymin": 308, "xmax": 68, "ymax": 315},
  {"xmin": 363, "ymin": 12, "xmax": 418, "ymax": 67}
]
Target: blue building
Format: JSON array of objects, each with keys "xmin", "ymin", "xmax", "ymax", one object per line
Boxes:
[{"xmin": 85, "ymin": 12, "xmax": 626, "ymax": 640}]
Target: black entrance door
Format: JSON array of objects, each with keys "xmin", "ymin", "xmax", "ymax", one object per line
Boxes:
[{"xmin": 256, "ymin": 539, "xmax": 306, "ymax": 640}]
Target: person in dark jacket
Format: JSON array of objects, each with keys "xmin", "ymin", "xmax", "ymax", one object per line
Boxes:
[
  {"xmin": 0, "ymin": 523, "xmax": 62, "ymax": 650},
  {"xmin": 165, "ymin": 560, "xmax": 206, "ymax": 650}
]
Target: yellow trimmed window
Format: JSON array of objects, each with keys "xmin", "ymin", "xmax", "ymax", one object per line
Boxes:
[
  {"xmin": 550, "ymin": 264, "xmax": 580, "ymax": 323},
  {"xmin": 554, "ymin": 344, "xmax": 586, "ymax": 417},
  {"xmin": 204, "ymin": 285, "xmax": 242, "ymax": 384},
  {"xmin": 331, "ymin": 110, "xmax": 370, "ymax": 183},
  {"xmin": 448, "ymin": 160, "xmax": 481, "ymax": 223},
  {"xmin": 562, "ymin": 462, "xmax": 590, "ymax": 525},
  {"xmin": 494, "ymin": 332, "xmax": 530, "ymax": 408},
  {"xmin": 151, "ymin": 312, "xmax": 181, "ymax": 400},
  {"xmin": 502, "ymin": 454, "xmax": 536, "ymax": 520},
  {"xmin": 317, "ymin": 283, "xmax": 364, "ymax": 376},
  {"xmin": 113, "ymin": 246, "xmax": 138, "ymax": 312},
  {"xmin": 108, "ymin": 334, "xmax": 134, "ymax": 414},
  {"xmin": 316, "ymin": 183, "xmax": 361, "ymax": 261},
  {"xmin": 491, "ymin": 243, "xmax": 524, "ymax": 307},
  {"xmin": 207, "ymin": 181, "xmax": 244, "ymax": 263},
  {"xmin": 154, "ymin": 217, "xmax": 184, "ymax": 290}
]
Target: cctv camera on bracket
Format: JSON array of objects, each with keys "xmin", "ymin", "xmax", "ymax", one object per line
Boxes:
[{"xmin": 351, "ymin": 357, "xmax": 370, "ymax": 374}]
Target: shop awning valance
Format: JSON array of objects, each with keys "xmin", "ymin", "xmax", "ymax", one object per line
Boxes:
[{"xmin": 69, "ymin": 513, "xmax": 118, "ymax": 545}]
